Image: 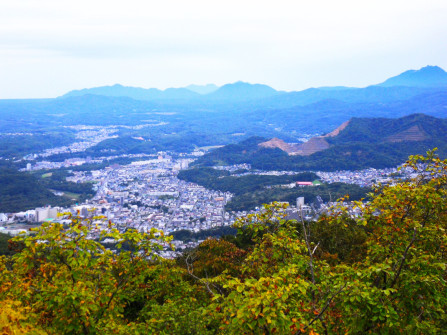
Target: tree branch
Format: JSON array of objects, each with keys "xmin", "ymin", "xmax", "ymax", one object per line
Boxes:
[
  {"xmin": 295, "ymin": 283, "xmax": 347, "ymax": 335},
  {"xmin": 390, "ymin": 227, "xmax": 417, "ymax": 288},
  {"xmin": 185, "ymin": 253, "xmax": 216, "ymax": 297}
]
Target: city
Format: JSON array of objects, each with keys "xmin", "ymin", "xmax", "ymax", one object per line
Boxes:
[{"xmin": 0, "ymin": 126, "xmax": 414, "ymax": 258}]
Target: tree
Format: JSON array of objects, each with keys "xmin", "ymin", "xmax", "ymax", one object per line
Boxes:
[
  {"xmin": 0, "ymin": 150, "xmax": 446, "ymax": 334},
  {"xmin": 0, "ymin": 215, "xmax": 174, "ymax": 334},
  {"xmin": 0, "ymin": 299, "xmax": 47, "ymax": 334},
  {"xmin": 208, "ymin": 150, "xmax": 447, "ymax": 334},
  {"xmin": 337, "ymin": 150, "xmax": 447, "ymax": 333}
]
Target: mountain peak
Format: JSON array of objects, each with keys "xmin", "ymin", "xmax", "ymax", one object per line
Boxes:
[
  {"xmin": 207, "ymin": 82, "xmax": 278, "ymax": 101},
  {"xmin": 418, "ymin": 65, "xmax": 445, "ymax": 73},
  {"xmin": 377, "ymin": 65, "xmax": 447, "ymax": 88}
]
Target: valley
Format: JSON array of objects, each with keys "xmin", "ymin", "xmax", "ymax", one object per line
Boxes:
[{"xmin": 1, "ymin": 65, "xmax": 447, "ymax": 246}]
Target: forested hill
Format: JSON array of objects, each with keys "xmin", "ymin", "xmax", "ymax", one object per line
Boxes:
[
  {"xmin": 193, "ymin": 114, "xmax": 447, "ymax": 171},
  {"xmin": 178, "ymin": 167, "xmax": 318, "ymax": 195},
  {"xmin": 327, "ymin": 113, "xmax": 447, "ymax": 145},
  {"xmin": 177, "ymin": 167, "xmax": 368, "ymax": 211},
  {"xmin": 0, "ymin": 161, "xmax": 94, "ymax": 213}
]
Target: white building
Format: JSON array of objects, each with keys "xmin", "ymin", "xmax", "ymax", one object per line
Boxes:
[
  {"xmin": 36, "ymin": 207, "xmax": 49, "ymax": 222},
  {"xmin": 48, "ymin": 207, "xmax": 59, "ymax": 219}
]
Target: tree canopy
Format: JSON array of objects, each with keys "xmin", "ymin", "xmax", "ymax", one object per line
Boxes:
[{"xmin": 0, "ymin": 151, "xmax": 446, "ymax": 334}]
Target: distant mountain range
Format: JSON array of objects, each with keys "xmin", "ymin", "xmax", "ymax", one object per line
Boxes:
[
  {"xmin": 60, "ymin": 65, "xmax": 447, "ymax": 104},
  {"xmin": 192, "ymin": 114, "xmax": 447, "ymax": 171},
  {"xmin": 61, "ymin": 81, "xmax": 281, "ymax": 102},
  {"xmin": 62, "ymin": 84, "xmax": 202, "ymax": 101},
  {"xmin": 1, "ymin": 65, "xmax": 446, "ymax": 157}
]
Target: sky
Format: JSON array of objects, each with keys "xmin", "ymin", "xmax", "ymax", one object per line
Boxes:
[{"xmin": 1, "ymin": 0, "xmax": 447, "ymax": 98}]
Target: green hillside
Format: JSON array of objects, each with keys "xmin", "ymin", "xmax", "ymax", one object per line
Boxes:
[
  {"xmin": 178, "ymin": 167, "xmax": 318, "ymax": 195},
  {"xmin": 0, "ymin": 164, "xmax": 93, "ymax": 213},
  {"xmin": 193, "ymin": 114, "xmax": 447, "ymax": 171},
  {"xmin": 177, "ymin": 167, "xmax": 367, "ymax": 211}
]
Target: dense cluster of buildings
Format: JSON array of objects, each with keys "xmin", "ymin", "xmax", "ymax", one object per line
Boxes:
[
  {"xmin": 66, "ymin": 156, "xmax": 232, "ymax": 228},
  {"xmin": 316, "ymin": 167, "xmax": 401, "ymax": 187},
  {"xmin": 3, "ymin": 155, "xmax": 235, "ymax": 256}
]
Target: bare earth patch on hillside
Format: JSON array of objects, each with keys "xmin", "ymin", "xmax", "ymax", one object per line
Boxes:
[{"xmin": 385, "ymin": 125, "xmax": 429, "ymax": 143}]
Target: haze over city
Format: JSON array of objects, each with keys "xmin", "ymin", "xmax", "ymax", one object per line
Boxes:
[{"xmin": 1, "ymin": 0, "xmax": 447, "ymax": 98}]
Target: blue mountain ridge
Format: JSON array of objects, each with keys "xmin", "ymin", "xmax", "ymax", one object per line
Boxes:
[
  {"xmin": 59, "ymin": 66, "xmax": 447, "ymax": 105},
  {"xmin": 377, "ymin": 65, "xmax": 447, "ymax": 88}
]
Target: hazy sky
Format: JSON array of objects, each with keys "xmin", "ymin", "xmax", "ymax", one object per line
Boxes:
[{"xmin": 1, "ymin": 0, "xmax": 447, "ymax": 98}]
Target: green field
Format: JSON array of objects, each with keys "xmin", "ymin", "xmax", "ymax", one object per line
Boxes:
[{"xmin": 62, "ymin": 191, "xmax": 81, "ymax": 201}]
